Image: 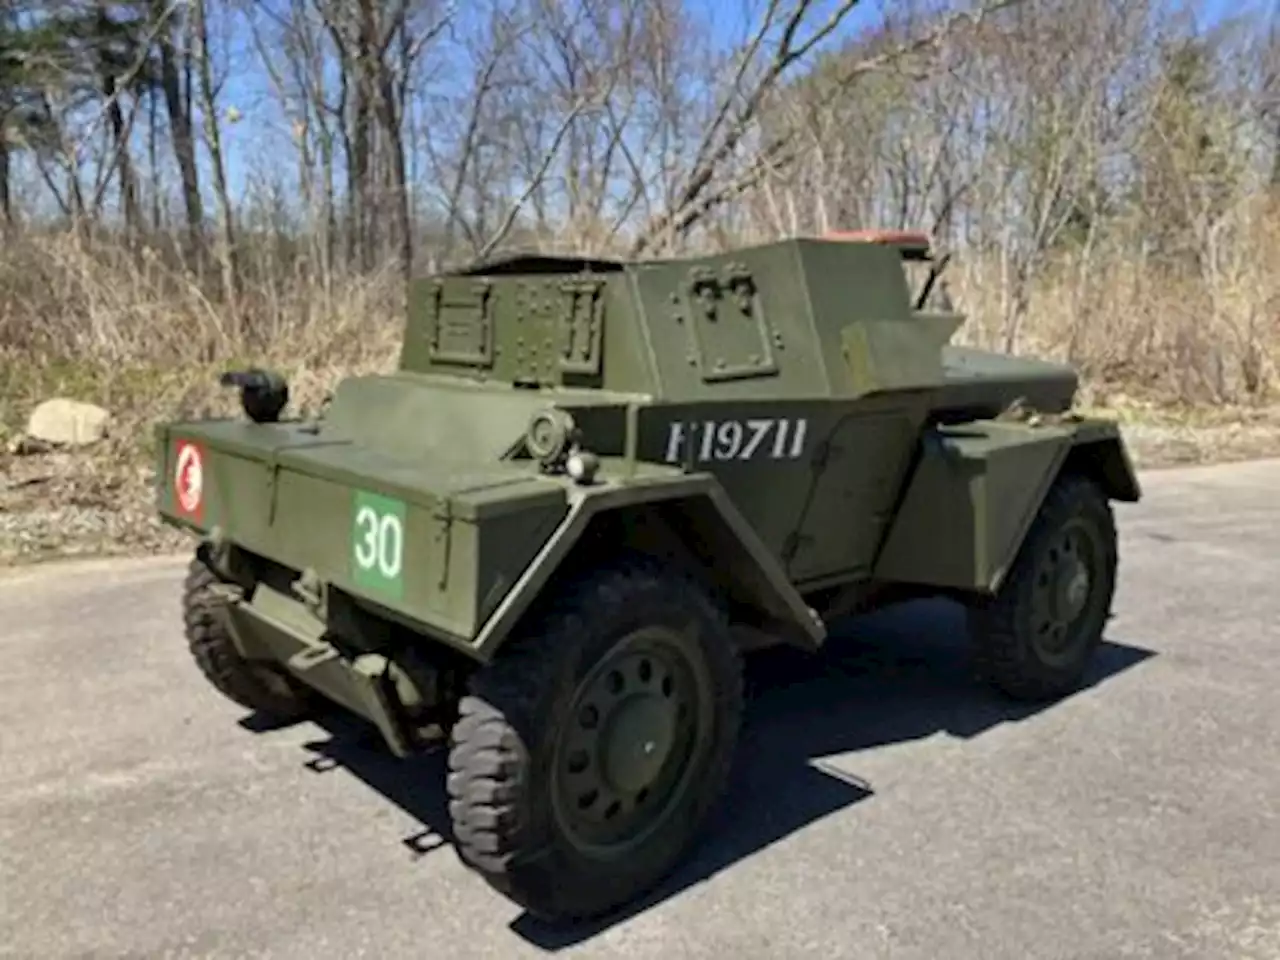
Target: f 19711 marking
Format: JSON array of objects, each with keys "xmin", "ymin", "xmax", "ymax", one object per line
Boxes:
[{"xmin": 663, "ymin": 417, "xmax": 808, "ymax": 464}]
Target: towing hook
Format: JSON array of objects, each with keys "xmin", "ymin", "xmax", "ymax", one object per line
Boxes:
[{"xmin": 219, "ymin": 368, "xmax": 289, "ymax": 424}]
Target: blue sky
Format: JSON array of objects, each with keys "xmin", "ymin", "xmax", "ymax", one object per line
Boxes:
[
  {"xmin": 209, "ymin": 0, "xmax": 1257, "ymax": 199},
  {"xmin": 213, "ymin": 0, "xmax": 897, "ymax": 196},
  {"xmin": 16, "ymin": 0, "xmax": 1262, "ymax": 218}
]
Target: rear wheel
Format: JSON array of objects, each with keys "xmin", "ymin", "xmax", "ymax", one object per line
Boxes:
[
  {"xmin": 183, "ymin": 557, "xmax": 310, "ymax": 719},
  {"xmin": 446, "ymin": 558, "xmax": 744, "ymax": 922},
  {"xmin": 968, "ymin": 473, "xmax": 1118, "ymax": 702}
]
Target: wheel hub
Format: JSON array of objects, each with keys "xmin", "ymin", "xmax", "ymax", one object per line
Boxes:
[
  {"xmin": 601, "ymin": 694, "xmax": 677, "ymax": 793},
  {"xmin": 552, "ymin": 634, "xmax": 704, "ymax": 855},
  {"xmin": 1054, "ymin": 556, "xmax": 1091, "ymax": 620},
  {"xmin": 1031, "ymin": 522, "xmax": 1102, "ymax": 660}
]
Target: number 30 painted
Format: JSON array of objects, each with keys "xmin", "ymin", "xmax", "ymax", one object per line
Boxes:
[{"xmin": 353, "ymin": 505, "xmax": 403, "ymax": 580}]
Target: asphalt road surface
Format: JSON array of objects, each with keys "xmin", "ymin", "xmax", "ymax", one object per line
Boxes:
[{"xmin": 3, "ymin": 459, "xmax": 1279, "ymax": 960}]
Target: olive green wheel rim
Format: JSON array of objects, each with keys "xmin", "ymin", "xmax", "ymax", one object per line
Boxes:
[
  {"xmin": 550, "ymin": 625, "xmax": 712, "ymax": 858},
  {"xmin": 1028, "ymin": 516, "xmax": 1108, "ymax": 666}
]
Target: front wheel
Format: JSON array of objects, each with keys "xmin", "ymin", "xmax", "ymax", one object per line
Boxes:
[
  {"xmin": 445, "ymin": 558, "xmax": 744, "ymax": 922},
  {"xmin": 968, "ymin": 473, "xmax": 1118, "ymax": 702}
]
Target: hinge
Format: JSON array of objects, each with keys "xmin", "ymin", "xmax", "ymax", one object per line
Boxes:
[
  {"xmin": 266, "ymin": 454, "xmax": 282, "ymax": 525},
  {"xmin": 433, "ymin": 500, "xmax": 453, "ymax": 591}
]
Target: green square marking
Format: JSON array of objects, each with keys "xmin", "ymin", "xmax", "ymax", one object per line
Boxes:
[{"xmin": 351, "ymin": 489, "xmax": 407, "ymax": 599}]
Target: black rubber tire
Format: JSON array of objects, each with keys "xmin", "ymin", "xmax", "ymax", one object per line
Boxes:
[
  {"xmin": 968, "ymin": 472, "xmax": 1118, "ymax": 702},
  {"xmin": 445, "ymin": 557, "xmax": 744, "ymax": 923},
  {"xmin": 183, "ymin": 557, "xmax": 310, "ymax": 719}
]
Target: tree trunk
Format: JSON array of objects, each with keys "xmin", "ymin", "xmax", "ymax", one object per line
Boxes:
[
  {"xmin": 0, "ymin": 138, "xmax": 11, "ymax": 226},
  {"xmin": 102, "ymin": 77, "xmax": 141, "ymax": 237},
  {"xmin": 376, "ymin": 60, "xmax": 411, "ymax": 282},
  {"xmin": 153, "ymin": 4, "xmax": 203, "ymax": 255},
  {"xmin": 192, "ymin": 0, "xmax": 241, "ymax": 317}
]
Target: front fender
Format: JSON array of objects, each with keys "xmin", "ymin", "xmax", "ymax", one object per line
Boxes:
[
  {"xmin": 872, "ymin": 417, "xmax": 1140, "ymax": 594},
  {"xmin": 471, "ymin": 473, "xmax": 826, "ymax": 660}
]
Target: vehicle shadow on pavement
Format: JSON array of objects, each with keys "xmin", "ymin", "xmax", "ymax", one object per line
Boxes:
[{"xmin": 282, "ymin": 597, "xmax": 1155, "ymax": 951}]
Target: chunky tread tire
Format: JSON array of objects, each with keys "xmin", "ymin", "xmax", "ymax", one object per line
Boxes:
[
  {"xmin": 446, "ymin": 557, "xmax": 744, "ymax": 923},
  {"xmin": 969, "ymin": 472, "xmax": 1118, "ymax": 702},
  {"xmin": 183, "ymin": 558, "xmax": 309, "ymax": 719}
]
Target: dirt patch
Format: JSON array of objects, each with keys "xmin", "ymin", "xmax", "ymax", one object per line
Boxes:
[
  {"xmin": 0, "ymin": 449, "xmax": 187, "ymax": 566},
  {"xmin": 1080, "ymin": 400, "xmax": 1280, "ymax": 469},
  {"xmin": 1122, "ymin": 419, "xmax": 1280, "ymax": 469}
]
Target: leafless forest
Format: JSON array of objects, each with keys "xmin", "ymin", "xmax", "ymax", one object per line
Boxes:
[{"xmin": 1, "ymin": 0, "xmax": 1278, "ymax": 443}]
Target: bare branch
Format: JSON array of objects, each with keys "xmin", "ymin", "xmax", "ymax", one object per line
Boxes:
[
  {"xmin": 477, "ymin": 98, "xmax": 593, "ymax": 259},
  {"xmin": 631, "ymin": 0, "xmax": 1028, "ymax": 255}
]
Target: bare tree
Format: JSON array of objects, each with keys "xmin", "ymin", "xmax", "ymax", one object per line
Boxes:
[{"xmin": 191, "ymin": 0, "xmax": 240, "ymax": 308}]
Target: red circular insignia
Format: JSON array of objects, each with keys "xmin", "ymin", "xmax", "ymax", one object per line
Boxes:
[{"xmin": 174, "ymin": 441, "xmax": 204, "ymax": 517}]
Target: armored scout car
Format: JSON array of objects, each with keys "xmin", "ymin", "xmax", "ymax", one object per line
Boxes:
[{"xmin": 156, "ymin": 229, "xmax": 1140, "ymax": 922}]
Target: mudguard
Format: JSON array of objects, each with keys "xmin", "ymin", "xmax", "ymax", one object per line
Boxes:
[
  {"xmin": 872, "ymin": 416, "xmax": 1140, "ymax": 593},
  {"xmin": 470, "ymin": 474, "xmax": 827, "ymax": 659}
]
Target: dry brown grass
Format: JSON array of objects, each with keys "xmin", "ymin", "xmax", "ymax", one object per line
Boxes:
[
  {"xmin": 0, "ymin": 229, "xmax": 406, "ymax": 564},
  {"xmin": 948, "ymin": 199, "xmax": 1280, "ymax": 408},
  {"xmin": 2, "ymin": 214, "xmax": 1280, "ymax": 566}
]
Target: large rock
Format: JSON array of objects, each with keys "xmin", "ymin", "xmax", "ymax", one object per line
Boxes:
[{"xmin": 24, "ymin": 399, "xmax": 111, "ymax": 448}]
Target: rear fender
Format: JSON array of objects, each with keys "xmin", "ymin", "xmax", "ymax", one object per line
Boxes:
[
  {"xmin": 872, "ymin": 417, "xmax": 1140, "ymax": 594},
  {"xmin": 472, "ymin": 475, "xmax": 826, "ymax": 660}
]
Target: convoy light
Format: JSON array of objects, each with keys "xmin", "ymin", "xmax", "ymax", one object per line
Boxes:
[
  {"xmin": 525, "ymin": 408, "xmax": 577, "ymax": 468},
  {"xmin": 565, "ymin": 450, "xmax": 600, "ymax": 485}
]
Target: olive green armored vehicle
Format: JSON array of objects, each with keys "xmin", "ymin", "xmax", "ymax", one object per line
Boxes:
[{"xmin": 156, "ymin": 229, "xmax": 1140, "ymax": 922}]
